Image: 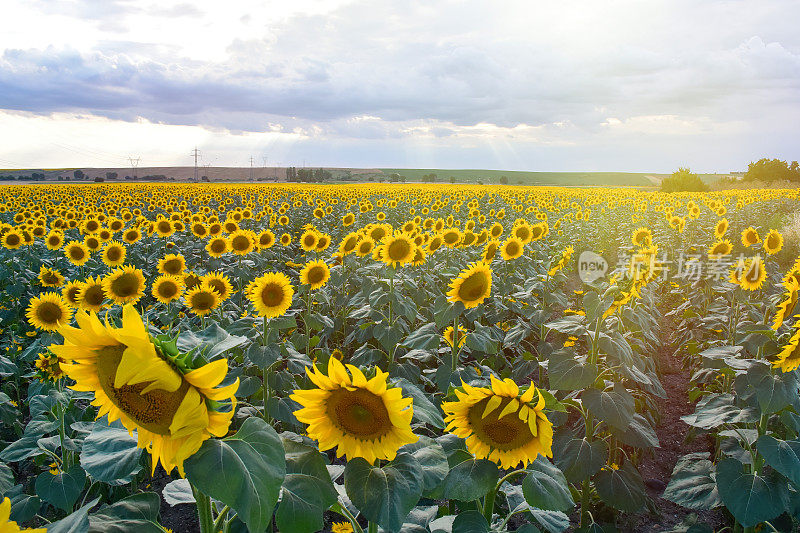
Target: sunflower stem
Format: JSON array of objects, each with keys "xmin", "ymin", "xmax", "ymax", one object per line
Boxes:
[
  {"xmin": 212, "ymin": 505, "xmax": 230, "ymax": 532},
  {"xmin": 451, "ymin": 311, "xmax": 460, "ymax": 372},
  {"xmin": 482, "ymin": 484, "xmax": 497, "ymax": 523},
  {"xmin": 191, "ymin": 484, "xmax": 214, "ymax": 533}
]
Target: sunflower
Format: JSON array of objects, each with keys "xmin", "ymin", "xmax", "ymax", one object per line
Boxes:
[
  {"xmin": 739, "ymin": 256, "xmax": 767, "ymax": 291},
  {"xmin": 763, "ymin": 229, "xmax": 784, "ymax": 255},
  {"xmin": 1, "ymin": 497, "xmax": 46, "ymax": 532},
  {"xmin": 381, "ymin": 232, "xmax": 416, "ymax": 268},
  {"xmin": 27, "ymin": 292, "xmax": 73, "ymax": 331},
  {"xmin": 280, "ymin": 233, "xmax": 292, "ymax": 246},
  {"xmin": 84, "ymin": 235, "xmax": 102, "ymax": 252},
  {"xmin": 714, "ymin": 218, "xmax": 729, "ymax": 239},
  {"xmin": 427, "ymin": 234, "xmax": 443, "ymax": 254},
  {"xmin": 500, "ymin": 237, "xmax": 524, "ymax": 260},
  {"xmin": 103, "ymin": 265, "xmax": 146, "ymax": 304},
  {"xmin": 38, "ymin": 266, "xmax": 65, "ymax": 287},
  {"xmin": 707, "ymin": 239, "xmax": 733, "ymax": 259},
  {"xmin": 64, "ymin": 241, "xmax": 90, "ymax": 266},
  {"xmin": 632, "ymin": 227, "xmax": 652, "ymax": 247},
  {"xmin": 157, "ymin": 253, "xmax": 185, "ymax": 276},
  {"xmin": 300, "ymin": 260, "xmax": 331, "ymax": 290},
  {"xmin": 122, "ymin": 228, "xmax": 141, "ymax": 244},
  {"xmin": 50, "ymin": 305, "xmax": 237, "ymax": 476},
  {"xmin": 206, "ymin": 237, "xmax": 229, "ymax": 258},
  {"xmin": 315, "ymin": 233, "xmax": 331, "ymax": 251},
  {"xmin": 331, "ymin": 522, "xmax": 354, "ymax": 533},
  {"xmin": 513, "ymin": 222, "xmax": 533, "ymax": 244},
  {"xmin": 773, "ymin": 323, "xmax": 800, "ymax": 372},
  {"xmin": 228, "ymin": 230, "xmax": 255, "ymax": 255},
  {"xmin": 447, "ymin": 261, "xmax": 492, "ymax": 309},
  {"xmin": 185, "ymin": 286, "xmax": 220, "ymax": 317},
  {"xmin": 154, "ymin": 218, "xmax": 175, "ymax": 238},
  {"xmin": 741, "ymin": 227, "xmax": 760, "ymax": 247},
  {"xmin": 442, "ymin": 228, "xmax": 462, "ymax": 248},
  {"xmin": 772, "ymin": 278, "xmax": 799, "ymax": 330},
  {"xmin": 411, "ymin": 246, "xmax": 426, "ymax": 266},
  {"xmin": 442, "ymin": 375, "xmax": 553, "ymax": 469},
  {"xmin": 291, "ymin": 357, "xmax": 418, "ymax": 463},
  {"xmin": 300, "ymin": 230, "xmax": 319, "ymax": 251},
  {"xmin": 151, "ymin": 275, "xmax": 185, "ymax": 305},
  {"xmin": 45, "ymin": 231, "xmax": 64, "ymax": 250},
  {"xmin": 342, "ymin": 213, "xmax": 355, "ymax": 226},
  {"xmin": 490, "ymin": 222, "xmax": 504, "ymax": 239},
  {"xmin": 101, "ymin": 240, "xmax": 127, "ymax": 267},
  {"xmin": 201, "ymin": 272, "xmax": 233, "ymax": 302},
  {"xmin": 62, "ymin": 280, "xmax": 83, "ymax": 308},
  {"xmin": 77, "ymin": 277, "xmax": 106, "ymax": 312},
  {"xmin": 355, "ymin": 237, "xmax": 375, "ymax": 257},
  {"xmin": 256, "ymin": 229, "xmax": 276, "ymax": 250},
  {"xmin": 444, "ymin": 325, "xmax": 468, "ymax": 348},
  {"xmin": 247, "ymin": 272, "xmax": 294, "ymax": 318},
  {"xmin": 339, "ymin": 233, "xmax": 360, "ymax": 256}
]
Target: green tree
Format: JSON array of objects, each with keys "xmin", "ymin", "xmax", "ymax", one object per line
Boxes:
[
  {"xmin": 744, "ymin": 158, "xmax": 800, "ymax": 182},
  {"xmin": 661, "ymin": 167, "xmax": 708, "ymax": 192}
]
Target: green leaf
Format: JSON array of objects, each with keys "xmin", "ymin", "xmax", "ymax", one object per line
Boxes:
[
  {"xmin": 757, "ymin": 435, "xmax": 800, "ymax": 486},
  {"xmin": 344, "ymin": 453, "xmax": 423, "ymax": 533},
  {"xmin": 613, "ymin": 414, "xmax": 659, "ymax": 448},
  {"xmin": 442, "ymin": 458, "xmax": 499, "ymax": 501},
  {"xmin": 5, "ymin": 485, "xmax": 40, "ymax": 523},
  {"xmin": 662, "ymin": 452, "xmax": 722, "ymax": 510},
  {"xmin": 400, "ymin": 437, "xmax": 449, "ymax": 493},
  {"xmin": 716, "ymin": 458, "xmax": 788, "ymax": 527},
  {"xmin": 401, "ymin": 323, "xmax": 440, "ymax": 350},
  {"xmin": 746, "ymin": 363, "xmax": 798, "ymax": 415},
  {"xmin": 522, "ymin": 456, "xmax": 574, "ymax": 512},
  {"xmin": 0, "ymin": 462, "xmax": 14, "ymax": 494},
  {"xmin": 88, "ymin": 492, "xmax": 162, "ymax": 533},
  {"xmin": 548, "ymin": 352, "xmax": 597, "ymax": 390},
  {"xmin": 582, "ymin": 384, "xmax": 634, "ymax": 430},
  {"xmin": 185, "ymin": 417, "xmax": 286, "ymax": 533},
  {"xmin": 544, "ymin": 316, "xmax": 588, "ymax": 336},
  {"xmin": 594, "ymin": 463, "xmax": 646, "ymax": 513},
  {"xmin": 80, "ymin": 420, "xmax": 142, "ymax": 485},
  {"xmin": 552, "ymin": 431, "xmax": 608, "ymax": 484},
  {"xmin": 392, "ymin": 377, "xmax": 445, "ymax": 429},
  {"xmin": 162, "ymin": 479, "xmax": 195, "ymax": 506},
  {"xmin": 452, "ymin": 510, "xmax": 490, "ymax": 533},
  {"xmin": 245, "ymin": 343, "xmax": 280, "ymax": 369},
  {"xmin": 680, "ymin": 393, "xmax": 756, "ymax": 430},
  {"xmin": 177, "ymin": 323, "xmax": 247, "ymax": 359},
  {"xmin": 47, "ymin": 498, "xmax": 99, "ymax": 533},
  {"xmin": 465, "ymin": 329, "xmax": 498, "ymax": 355},
  {"xmin": 275, "ymin": 439, "xmax": 337, "ymax": 533},
  {"xmin": 35, "ymin": 465, "xmax": 85, "ymax": 512}
]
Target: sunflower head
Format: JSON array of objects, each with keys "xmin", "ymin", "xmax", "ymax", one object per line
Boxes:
[
  {"xmin": 291, "ymin": 358, "xmax": 418, "ymax": 463},
  {"xmin": 201, "ymin": 272, "xmax": 233, "ymax": 302},
  {"xmin": 300, "ymin": 260, "xmax": 331, "ymax": 290},
  {"xmin": 62, "ymin": 280, "xmax": 83, "ymax": 308},
  {"xmin": 381, "ymin": 232, "xmax": 416, "ymax": 268},
  {"xmin": 447, "ymin": 261, "xmax": 493, "ymax": 309},
  {"xmin": 64, "ymin": 241, "xmax": 90, "ymax": 266},
  {"xmin": 742, "ymin": 227, "xmax": 760, "ymax": 247},
  {"xmin": 442, "ymin": 375, "xmax": 553, "ymax": 469},
  {"xmin": 39, "ymin": 266, "xmax": 65, "ymax": 287},
  {"xmin": 739, "ymin": 256, "xmax": 767, "ymax": 291},
  {"xmin": 158, "ymin": 253, "xmax": 186, "ymax": 276},
  {"xmin": 206, "ymin": 237, "xmax": 229, "ymax": 258},
  {"xmin": 248, "ymin": 272, "xmax": 294, "ymax": 318},
  {"xmin": 103, "ymin": 265, "xmax": 146, "ymax": 304},
  {"xmin": 764, "ymin": 229, "xmax": 784, "ymax": 255},
  {"xmin": 27, "ymin": 292, "xmax": 73, "ymax": 331},
  {"xmin": 501, "ymin": 237, "xmax": 523, "ymax": 260},
  {"xmin": 185, "ymin": 286, "xmax": 220, "ymax": 316},
  {"xmin": 102, "ymin": 240, "xmax": 127, "ymax": 267},
  {"xmin": 77, "ymin": 276, "xmax": 107, "ymax": 312},
  {"xmin": 774, "ymin": 325, "xmax": 800, "ymax": 372},
  {"xmin": 152, "ymin": 275, "xmax": 185, "ymax": 304}
]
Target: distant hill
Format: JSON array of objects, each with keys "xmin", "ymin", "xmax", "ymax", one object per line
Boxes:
[{"xmin": 0, "ymin": 166, "xmax": 734, "ymax": 187}]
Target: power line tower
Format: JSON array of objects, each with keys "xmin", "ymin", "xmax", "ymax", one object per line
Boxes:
[
  {"xmin": 128, "ymin": 156, "xmax": 140, "ymax": 179},
  {"xmin": 191, "ymin": 147, "xmax": 200, "ymax": 181},
  {"xmin": 249, "ymin": 156, "xmax": 255, "ymax": 180}
]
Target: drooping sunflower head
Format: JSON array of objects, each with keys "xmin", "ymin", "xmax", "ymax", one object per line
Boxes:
[
  {"xmin": 741, "ymin": 226, "xmax": 760, "ymax": 247},
  {"xmin": 50, "ymin": 305, "xmax": 238, "ymax": 476},
  {"xmin": 500, "ymin": 237, "xmax": 524, "ymax": 260},
  {"xmin": 291, "ymin": 358, "xmax": 418, "ymax": 463},
  {"xmin": 247, "ymin": 272, "xmax": 294, "ymax": 318},
  {"xmin": 447, "ymin": 261, "xmax": 493, "ymax": 309},
  {"xmin": 151, "ymin": 275, "xmax": 185, "ymax": 305},
  {"xmin": 707, "ymin": 239, "xmax": 733, "ymax": 259},
  {"xmin": 62, "ymin": 280, "xmax": 83, "ymax": 308},
  {"xmin": 77, "ymin": 276, "xmax": 106, "ymax": 312},
  {"xmin": 442, "ymin": 375, "xmax": 553, "ymax": 469},
  {"xmin": 444, "ymin": 325, "xmax": 468, "ymax": 348},
  {"xmin": 102, "ymin": 240, "xmax": 127, "ymax": 267},
  {"xmin": 482, "ymin": 240, "xmax": 499, "ymax": 263},
  {"xmin": 39, "ymin": 266, "xmax": 65, "ymax": 287},
  {"xmin": 185, "ymin": 286, "xmax": 220, "ymax": 316},
  {"xmin": 714, "ymin": 218, "xmax": 729, "ymax": 239},
  {"xmin": 158, "ymin": 253, "xmax": 186, "ymax": 276},
  {"xmin": 300, "ymin": 260, "xmax": 331, "ymax": 290},
  {"xmin": 27, "ymin": 292, "xmax": 73, "ymax": 331},
  {"xmin": 764, "ymin": 229, "xmax": 784, "ymax": 255}
]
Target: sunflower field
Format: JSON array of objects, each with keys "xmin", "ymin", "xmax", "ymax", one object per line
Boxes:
[{"xmin": 1, "ymin": 183, "xmax": 800, "ymax": 533}]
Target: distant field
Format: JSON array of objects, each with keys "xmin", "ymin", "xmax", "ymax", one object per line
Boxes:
[{"xmin": 380, "ymin": 168, "xmax": 665, "ymax": 186}]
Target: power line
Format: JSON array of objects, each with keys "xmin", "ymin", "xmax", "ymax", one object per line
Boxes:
[
  {"xmin": 128, "ymin": 156, "xmax": 140, "ymax": 178},
  {"xmin": 249, "ymin": 156, "xmax": 255, "ymax": 180},
  {"xmin": 191, "ymin": 147, "xmax": 200, "ymax": 181}
]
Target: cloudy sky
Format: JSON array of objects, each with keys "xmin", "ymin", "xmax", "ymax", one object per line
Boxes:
[{"xmin": 0, "ymin": 0, "xmax": 798, "ymax": 172}]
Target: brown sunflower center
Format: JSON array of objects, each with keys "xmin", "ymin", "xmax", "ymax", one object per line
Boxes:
[
  {"xmin": 42, "ymin": 271, "xmax": 60, "ymax": 284},
  {"xmin": 95, "ymin": 345, "xmax": 188, "ymax": 435},
  {"xmin": 468, "ymin": 396, "xmax": 534, "ymax": 451},
  {"xmin": 65, "ymin": 286, "xmax": 80, "ymax": 304},
  {"xmin": 260, "ymin": 283, "xmax": 285, "ymax": 307},
  {"xmin": 110, "ymin": 273, "xmax": 141, "ymax": 298},
  {"xmin": 36, "ymin": 301, "xmax": 64, "ymax": 325},
  {"xmin": 207, "ymin": 279, "xmax": 227, "ymax": 297},
  {"xmin": 191, "ymin": 291, "xmax": 216, "ymax": 311},
  {"xmin": 303, "ymin": 235, "xmax": 316, "ymax": 247},
  {"xmin": 83, "ymin": 284, "xmax": 105, "ymax": 306},
  {"xmin": 106, "ymin": 247, "xmax": 123, "ymax": 262},
  {"xmin": 157, "ymin": 221, "xmax": 172, "ymax": 233},
  {"xmin": 157, "ymin": 281, "xmax": 179, "ymax": 299},
  {"xmin": 767, "ymin": 234, "xmax": 780, "ymax": 248},
  {"xmin": 505, "ymin": 242, "xmax": 520, "ymax": 256},
  {"xmin": 458, "ymin": 272, "xmax": 489, "ymax": 302},
  {"xmin": 231, "ymin": 235, "xmax": 250, "ymax": 251},
  {"xmin": 210, "ymin": 239, "xmax": 226, "ymax": 253},
  {"xmin": 69, "ymin": 246, "xmax": 86, "ymax": 260},
  {"xmin": 162, "ymin": 259, "xmax": 183, "ymax": 274},
  {"xmin": 515, "ymin": 227, "xmax": 531, "ymax": 241},
  {"xmin": 307, "ymin": 266, "xmax": 327, "ymax": 285},
  {"xmin": 387, "ymin": 239, "xmax": 411, "ymax": 261},
  {"xmin": 326, "ymin": 387, "xmax": 392, "ymax": 440}
]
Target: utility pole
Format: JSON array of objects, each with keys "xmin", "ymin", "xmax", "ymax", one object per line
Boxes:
[
  {"xmin": 128, "ymin": 156, "xmax": 140, "ymax": 179},
  {"xmin": 191, "ymin": 147, "xmax": 200, "ymax": 181},
  {"xmin": 249, "ymin": 156, "xmax": 255, "ymax": 180}
]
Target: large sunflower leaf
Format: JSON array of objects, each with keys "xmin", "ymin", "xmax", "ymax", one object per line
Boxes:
[
  {"xmin": 548, "ymin": 352, "xmax": 598, "ymax": 391},
  {"xmin": 442, "ymin": 458, "xmax": 499, "ymax": 501},
  {"xmin": 185, "ymin": 417, "xmax": 286, "ymax": 533},
  {"xmin": 80, "ymin": 419, "xmax": 142, "ymax": 485},
  {"xmin": 344, "ymin": 453, "xmax": 424, "ymax": 533},
  {"xmin": 594, "ymin": 462, "xmax": 647, "ymax": 513},
  {"xmin": 552, "ymin": 430, "xmax": 608, "ymax": 484},
  {"xmin": 662, "ymin": 452, "xmax": 722, "ymax": 510},
  {"xmin": 522, "ymin": 456, "xmax": 574, "ymax": 512},
  {"xmin": 756, "ymin": 435, "xmax": 800, "ymax": 487},
  {"xmin": 88, "ymin": 492, "xmax": 162, "ymax": 533},
  {"xmin": 35, "ymin": 465, "xmax": 86, "ymax": 513},
  {"xmin": 275, "ymin": 439, "xmax": 337, "ymax": 533},
  {"xmin": 581, "ymin": 384, "xmax": 635, "ymax": 430},
  {"xmin": 177, "ymin": 322, "xmax": 247, "ymax": 360},
  {"xmin": 715, "ymin": 458, "xmax": 789, "ymax": 527}
]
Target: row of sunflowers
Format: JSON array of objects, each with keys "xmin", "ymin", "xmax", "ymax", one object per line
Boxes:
[{"xmin": 1, "ymin": 183, "xmax": 800, "ymax": 532}]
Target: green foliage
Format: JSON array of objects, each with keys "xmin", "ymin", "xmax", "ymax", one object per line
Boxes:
[
  {"xmin": 744, "ymin": 158, "xmax": 800, "ymax": 182},
  {"xmin": 660, "ymin": 167, "xmax": 709, "ymax": 192}
]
